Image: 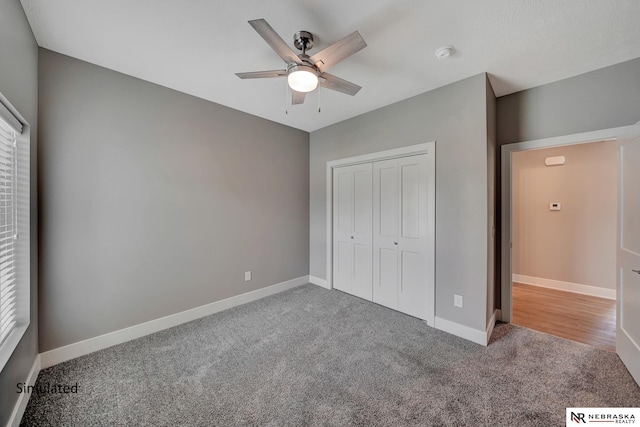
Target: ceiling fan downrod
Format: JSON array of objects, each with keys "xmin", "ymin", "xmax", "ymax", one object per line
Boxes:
[{"xmin": 293, "ymin": 31, "xmax": 314, "ymax": 54}]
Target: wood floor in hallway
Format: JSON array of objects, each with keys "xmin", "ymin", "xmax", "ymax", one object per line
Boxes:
[{"xmin": 512, "ymin": 282, "xmax": 616, "ymax": 352}]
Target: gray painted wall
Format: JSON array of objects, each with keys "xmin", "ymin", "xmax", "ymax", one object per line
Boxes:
[
  {"xmin": 310, "ymin": 73, "xmax": 491, "ymax": 332},
  {"xmin": 38, "ymin": 49, "xmax": 309, "ymax": 351},
  {"xmin": 497, "ymin": 57, "xmax": 640, "ymax": 145},
  {"xmin": 0, "ymin": 0, "xmax": 39, "ymax": 425}
]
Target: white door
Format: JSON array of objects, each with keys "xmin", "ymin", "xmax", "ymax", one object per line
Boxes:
[
  {"xmin": 617, "ymin": 130, "xmax": 640, "ymax": 385},
  {"xmin": 332, "ymin": 163, "xmax": 373, "ymax": 300},
  {"xmin": 372, "ymin": 154, "xmax": 435, "ymax": 323}
]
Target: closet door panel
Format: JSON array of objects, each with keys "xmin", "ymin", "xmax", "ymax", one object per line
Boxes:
[
  {"xmin": 353, "ymin": 243, "xmax": 372, "ymax": 299},
  {"xmin": 377, "ymin": 247, "xmax": 398, "ymax": 308},
  {"xmin": 335, "ymin": 172, "xmax": 353, "ymax": 233},
  {"xmin": 352, "ymin": 164, "xmax": 373, "ymax": 300},
  {"xmin": 399, "ymin": 250, "xmax": 426, "ymax": 318},
  {"xmin": 397, "ymin": 154, "xmax": 433, "ymax": 321},
  {"xmin": 333, "ymin": 167, "xmax": 354, "ymax": 293},
  {"xmin": 373, "ymin": 159, "xmax": 399, "ymax": 309},
  {"xmin": 400, "ymin": 162, "xmax": 421, "ymax": 239},
  {"xmin": 353, "ymin": 168, "xmax": 372, "ymax": 234},
  {"xmin": 332, "ymin": 163, "xmax": 372, "ymax": 299},
  {"xmin": 335, "ymin": 241, "xmax": 353, "ymax": 292},
  {"xmin": 379, "ymin": 166, "xmax": 397, "ymax": 237}
]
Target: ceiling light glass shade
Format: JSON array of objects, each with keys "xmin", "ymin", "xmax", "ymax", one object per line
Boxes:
[{"xmin": 287, "ymin": 65, "xmax": 318, "ymax": 93}]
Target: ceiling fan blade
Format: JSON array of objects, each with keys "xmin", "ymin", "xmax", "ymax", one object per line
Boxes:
[
  {"xmin": 318, "ymin": 73, "xmax": 362, "ymax": 96},
  {"xmin": 235, "ymin": 70, "xmax": 287, "ymax": 79},
  {"xmin": 310, "ymin": 31, "xmax": 366, "ymax": 73},
  {"xmin": 249, "ymin": 19, "xmax": 302, "ymax": 65},
  {"xmin": 291, "ymin": 90, "xmax": 306, "ymax": 105}
]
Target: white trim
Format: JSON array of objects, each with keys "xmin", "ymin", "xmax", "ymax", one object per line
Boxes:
[
  {"xmin": 434, "ymin": 317, "xmax": 489, "ymax": 346},
  {"xmin": 0, "ymin": 94, "xmax": 24, "ymax": 134},
  {"xmin": 486, "ymin": 309, "xmax": 499, "ymax": 344},
  {"xmin": 0, "ymin": 324, "xmax": 28, "ymax": 373},
  {"xmin": 500, "ymin": 124, "xmax": 638, "ymax": 323},
  {"xmin": 513, "ymin": 274, "xmax": 616, "ymax": 300},
  {"xmin": 8, "ymin": 354, "xmax": 40, "ymax": 427},
  {"xmin": 325, "ymin": 142, "xmax": 433, "ymax": 291},
  {"xmin": 309, "ymin": 275, "xmax": 329, "ymax": 289},
  {"xmin": 326, "ymin": 143, "xmax": 432, "ymax": 169},
  {"xmin": 40, "ymin": 276, "xmax": 308, "ymax": 369}
]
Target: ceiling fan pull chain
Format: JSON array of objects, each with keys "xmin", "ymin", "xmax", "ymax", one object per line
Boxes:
[{"xmin": 285, "ymin": 80, "xmax": 289, "ymax": 114}]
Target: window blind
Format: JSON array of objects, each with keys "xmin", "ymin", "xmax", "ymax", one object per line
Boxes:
[{"xmin": 0, "ymin": 115, "xmax": 17, "ymax": 347}]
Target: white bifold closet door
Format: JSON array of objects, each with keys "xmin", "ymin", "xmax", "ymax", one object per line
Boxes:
[
  {"xmin": 332, "ymin": 152, "xmax": 434, "ymax": 323},
  {"xmin": 332, "ymin": 163, "xmax": 373, "ymax": 300},
  {"xmin": 372, "ymin": 154, "xmax": 434, "ymax": 321}
]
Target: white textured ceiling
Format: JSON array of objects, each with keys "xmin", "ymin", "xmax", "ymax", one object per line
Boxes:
[{"xmin": 20, "ymin": 0, "xmax": 640, "ymax": 132}]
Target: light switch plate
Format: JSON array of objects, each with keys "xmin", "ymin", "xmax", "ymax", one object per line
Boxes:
[
  {"xmin": 454, "ymin": 294, "xmax": 463, "ymax": 308},
  {"xmin": 244, "ymin": 271, "xmax": 251, "ymax": 281}
]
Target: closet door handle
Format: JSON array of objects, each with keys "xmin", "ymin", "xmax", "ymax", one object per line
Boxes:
[
  {"xmin": 350, "ymin": 236, "xmax": 354, "ymax": 239},
  {"xmin": 394, "ymin": 242, "xmax": 398, "ymax": 245},
  {"xmin": 632, "ymin": 269, "xmax": 640, "ymax": 275}
]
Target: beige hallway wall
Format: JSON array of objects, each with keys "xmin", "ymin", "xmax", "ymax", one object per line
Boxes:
[{"xmin": 512, "ymin": 141, "xmax": 617, "ymax": 289}]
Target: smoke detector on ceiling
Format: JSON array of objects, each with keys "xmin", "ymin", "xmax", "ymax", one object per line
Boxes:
[{"xmin": 435, "ymin": 45, "xmax": 455, "ymax": 60}]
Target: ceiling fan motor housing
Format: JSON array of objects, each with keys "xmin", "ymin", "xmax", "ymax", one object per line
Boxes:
[{"xmin": 293, "ymin": 31, "xmax": 314, "ymax": 53}]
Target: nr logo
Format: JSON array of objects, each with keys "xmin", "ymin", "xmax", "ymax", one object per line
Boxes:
[{"xmin": 571, "ymin": 412, "xmax": 586, "ymax": 423}]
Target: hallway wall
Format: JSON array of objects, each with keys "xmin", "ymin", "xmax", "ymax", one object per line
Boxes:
[{"xmin": 512, "ymin": 141, "xmax": 617, "ymax": 291}]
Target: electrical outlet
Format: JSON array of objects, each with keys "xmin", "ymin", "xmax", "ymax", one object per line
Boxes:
[
  {"xmin": 454, "ymin": 294, "xmax": 463, "ymax": 308},
  {"xmin": 244, "ymin": 271, "xmax": 251, "ymax": 281}
]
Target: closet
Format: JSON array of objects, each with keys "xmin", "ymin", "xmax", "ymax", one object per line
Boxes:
[{"xmin": 332, "ymin": 150, "xmax": 435, "ymax": 322}]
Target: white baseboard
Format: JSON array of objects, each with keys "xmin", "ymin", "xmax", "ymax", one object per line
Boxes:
[
  {"xmin": 8, "ymin": 354, "xmax": 40, "ymax": 427},
  {"xmin": 309, "ymin": 275, "xmax": 329, "ymax": 289},
  {"xmin": 513, "ymin": 274, "xmax": 616, "ymax": 300},
  {"xmin": 40, "ymin": 276, "xmax": 309, "ymax": 369},
  {"xmin": 434, "ymin": 317, "xmax": 489, "ymax": 346}
]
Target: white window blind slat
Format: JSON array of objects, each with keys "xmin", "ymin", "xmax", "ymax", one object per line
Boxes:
[
  {"xmin": 0, "ymin": 310, "xmax": 15, "ymax": 329},
  {"xmin": 0, "ymin": 272, "xmax": 14, "ymax": 284},
  {"xmin": 0, "ymin": 252, "xmax": 14, "ymax": 264},
  {"xmin": 0, "ymin": 283, "xmax": 14, "ymax": 299},
  {"xmin": 0, "ymin": 257, "xmax": 14, "ymax": 269},
  {"xmin": 0, "ymin": 293, "xmax": 14, "ymax": 313},
  {"xmin": 0, "ymin": 316, "xmax": 15, "ymax": 337},
  {"xmin": 0, "ymin": 319, "xmax": 16, "ymax": 345}
]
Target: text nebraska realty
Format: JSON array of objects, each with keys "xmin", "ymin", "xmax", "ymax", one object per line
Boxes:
[{"xmin": 17, "ymin": 382, "xmax": 78, "ymax": 394}]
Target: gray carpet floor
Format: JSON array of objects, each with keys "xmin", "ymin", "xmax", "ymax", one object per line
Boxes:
[{"xmin": 21, "ymin": 284, "xmax": 640, "ymax": 426}]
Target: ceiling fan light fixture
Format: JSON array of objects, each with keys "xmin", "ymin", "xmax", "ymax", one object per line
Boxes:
[{"xmin": 287, "ymin": 64, "xmax": 318, "ymax": 93}]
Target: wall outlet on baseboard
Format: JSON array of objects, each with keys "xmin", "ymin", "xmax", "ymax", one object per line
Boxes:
[
  {"xmin": 244, "ymin": 271, "xmax": 251, "ymax": 281},
  {"xmin": 454, "ymin": 294, "xmax": 463, "ymax": 308}
]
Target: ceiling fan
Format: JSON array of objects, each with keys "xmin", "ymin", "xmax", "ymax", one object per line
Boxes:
[{"xmin": 236, "ymin": 19, "xmax": 367, "ymax": 105}]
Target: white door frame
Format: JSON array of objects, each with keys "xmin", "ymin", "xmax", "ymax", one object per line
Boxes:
[
  {"xmin": 500, "ymin": 124, "xmax": 637, "ymax": 322},
  {"xmin": 325, "ymin": 142, "xmax": 435, "ymax": 291}
]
